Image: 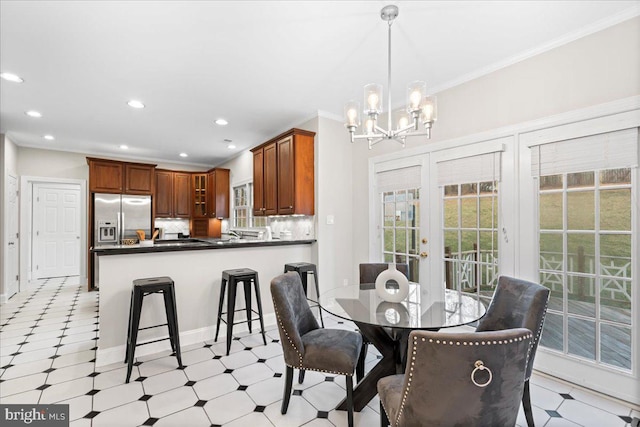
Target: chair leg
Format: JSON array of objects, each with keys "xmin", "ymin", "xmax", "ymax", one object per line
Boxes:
[
  {"xmin": 298, "ymin": 369, "xmax": 306, "ymax": 384},
  {"xmin": 214, "ymin": 279, "xmax": 227, "ymax": 342},
  {"xmin": 380, "ymin": 401, "xmax": 390, "ymax": 427},
  {"xmin": 356, "ymin": 342, "xmax": 367, "ymax": 383},
  {"xmin": 252, "ymin": 274, "xmax": 267, "ymax": 345},
  {"xmin": 225, "ymin": 279, "xmax": 237, "ymax": 356},
  {"xmin": 167, "ymin": 285, "xmax": 183, "ymax": 368},
  {"xmin": 346, "ymin": 375, "xmax": 354, "ymax": 427},
  {"xmin": 125, "ymin": 290, "xmax": 143, "ymax": 383},
  {"xmin": 243, "ymin": 280, "xmax": 252, "ymax": 333},
  {"xmin": 523, "ymin": 379, "xmax": 535, "ymax": 427},
  {"xmin": 311, "ymin": 267, "xmax": 324, "ymax": 327},
  {"xmin": 124, "ymin": 289, "xmax": 134, "ymax": 363},
  {"xmin": 281, "ymin": 366, "xmax": 294, "ymax": 414}
]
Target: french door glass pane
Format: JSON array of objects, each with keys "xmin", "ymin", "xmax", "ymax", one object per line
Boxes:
[
  {"xmin": 540, "ymin": 272, "xmax": 563, "ymax": 311},
  {"xmin": 382, "ymin": 188, "xmax": 421, "ymax": 282},
  {"xmin": 540, "ymin": 193, "xmax": 563, "ymax": 229},
  {"xmin": 601, "ymin": 324, "xmax": 632, "ymax": 369},
  {"xmin": 566, "ymin": 234, "xmax": 594, "ymax": 274},
  {"xmin": 567, "ymin": 275, "xmax": 595, "ymax": 317},
  {"xmin": 479, "ymin": 197, "xmax": 497, "ymax": 228},
  {"xmin": 600, "ymin": 279, "xmax": 631, "ymax": 324},
  {"xmin": 600, "ymin": 189, "xmax": 631, "ymax": 230},
  {"xmin": 538, "ymin": 167, "xmax": 633, "ymax": 372},
  {"xmin": 460, "ymin": 199, "xmax": 477, "ymax": 228},
  {"xmin": 541, "ymin": 312, "xmax": 563, "ymax": 351},
  {"xmin": 540, "ymin": 233, "xmax": 563, "ymax": 270},
  {"xmin": 568, "ymin": 317, "xmax": 596, "ymax": 360},
  {"xmin": 567, "ymin": 191, "xmax": 594, "ymax": 229}
]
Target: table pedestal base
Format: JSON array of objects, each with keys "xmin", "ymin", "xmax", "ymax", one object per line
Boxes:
[{"xmin": 336, "ymin": 322, "xmax": 439, "ymax": 412}]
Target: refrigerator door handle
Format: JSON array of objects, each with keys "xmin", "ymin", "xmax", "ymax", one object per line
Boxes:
[{"xmin": 120, "ymin": 212, "xmax": 125, "ymax": 243}]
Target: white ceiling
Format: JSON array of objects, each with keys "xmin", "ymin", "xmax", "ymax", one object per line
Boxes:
[{"xmin": 1, "ymin": 1, "xmax": 638, "ymax": 167}]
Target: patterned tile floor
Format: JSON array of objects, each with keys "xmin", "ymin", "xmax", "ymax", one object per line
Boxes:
[{"xmin": 1, "ymin": 277, "xmax": 638, "ymax": 427}]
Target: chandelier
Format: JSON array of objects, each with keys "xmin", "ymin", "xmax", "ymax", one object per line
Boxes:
[{"xmin": 344, "ymin": 5, "xmax": 437, "ymax": 149}]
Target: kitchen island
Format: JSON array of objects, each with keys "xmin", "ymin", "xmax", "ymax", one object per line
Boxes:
[{"xmin": 93, "ymin": 239, "xmax": 315, "ymax": 366}]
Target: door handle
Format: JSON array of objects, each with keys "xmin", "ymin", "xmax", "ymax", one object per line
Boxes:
[
  {"xmin": 420, "ymin": 251, "xmax": 428, "ymax": 258},
  {"xmin": 8, "ymin": 242, "xmax": 15, "ymax": 245}
]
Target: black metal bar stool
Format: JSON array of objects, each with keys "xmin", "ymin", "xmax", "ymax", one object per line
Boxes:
[
  {"xmin": 215, "ymin": 268, "xmax": 267, "ymax": 355},
  {"xmin": 125, "ymin": 276, "xmax": 183, "ymax": 383},
  {"xmin": 284, "ymin": 262, "xmax": 324, "ymax": 327}
]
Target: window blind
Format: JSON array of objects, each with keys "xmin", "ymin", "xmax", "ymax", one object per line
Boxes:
[
  {"xmin": 437, "ymin": 152, "xmax": 501, "ymax": 186},
  {"xmin": 531, "ymin": 128, "xmax": 639, "ymax": 176},
  {"xmin": 376, "ymin": 165, "xmax": 422, "ymax": 193}
]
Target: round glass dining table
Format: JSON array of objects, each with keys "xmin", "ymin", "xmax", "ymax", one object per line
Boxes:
[{"xmin": 310, "ymin": 283, "xmax": 486, "ymax": 412}]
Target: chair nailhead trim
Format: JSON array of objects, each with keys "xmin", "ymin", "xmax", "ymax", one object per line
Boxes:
[
  {"xmin": 396, "ymin": 333, "xmax": 533, "ymax": 425},
  {"xmin": 272, "ymin": 297, "xmax": 304, "ymax": 367},
  {"xmin": 526, "ymin": 299, "xmax": 549, "ymax": 381}
]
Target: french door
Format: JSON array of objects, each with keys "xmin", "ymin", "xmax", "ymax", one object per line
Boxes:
[{"xmin": 373, "ymin": 156, "xmax": 430, "ymax": 286}]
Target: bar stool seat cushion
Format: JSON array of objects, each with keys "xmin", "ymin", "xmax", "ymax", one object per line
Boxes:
[{"xmin": 301, "ymin": 329, "xmax": 363, "ymax": 375}]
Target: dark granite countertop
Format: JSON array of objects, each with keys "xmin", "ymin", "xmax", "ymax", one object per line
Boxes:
[{"xmin": 91, "ymin": 238, "xmax": 316, "ymax": 256}]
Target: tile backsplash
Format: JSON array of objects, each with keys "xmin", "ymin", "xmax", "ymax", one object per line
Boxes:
[
  {"xmin": 156, "ymin": 216, "xmax": 315, "ymax": 240},
  {"xmin": 155, "ymin": 219, "xmax": 190, "ymax": 238}
]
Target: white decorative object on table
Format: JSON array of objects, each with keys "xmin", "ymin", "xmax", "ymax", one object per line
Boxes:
[{"xmin": 375, "ymin": 263, "xmax": 409, "ymax": 303}]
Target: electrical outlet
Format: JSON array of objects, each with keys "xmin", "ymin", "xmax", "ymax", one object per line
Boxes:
[
  {"xmin": 326, "ymin": 215, "xmax": 335, "ymax": 225},
  {"xmin": 343, "ymin": 279, "xmax": 348, "ymax": 286}
]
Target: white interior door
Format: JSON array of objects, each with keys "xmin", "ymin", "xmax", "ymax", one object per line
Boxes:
[
  {"xmin": 33, "ymin": 183, "xmax": 81, "ymax": 279},
  {"xmin": 6, "ymin": 174, "xmax": 19, "ymax": 299}
]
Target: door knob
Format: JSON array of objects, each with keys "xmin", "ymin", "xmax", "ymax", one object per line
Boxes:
[
  {"xmin": 8, "ymin": 242, "xmax": 15, "ymax": 246},
  {"xmin": 420, "ymin": 251, "xmax": 428, "ymax": 258},
  {"xmin": 422, "ymin": 238, "xmax": 428, "ymax": 244}
]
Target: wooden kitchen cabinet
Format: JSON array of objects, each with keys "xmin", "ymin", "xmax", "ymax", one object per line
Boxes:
[
  {"xmin": 252, "ymin": 142, "xmax": 278, "ymax": 216},
  {"xmin": 87, "ymin": 157, "xmax": 155, "ymax": 195},
  {"xmin": 251, "ymin": 128, "xmax": 315, "ymax": 216},
  {"xmin": 87, "ymin": 158, "xmax": 124, "ymax": 193},
  {"xmin": 155, "ymin": 170, "xmax": 191, "ymax": 218},
  {"xmin": 125, "ymin": 163, "xmax": 155, "ymax": 194},
  {"xmin": 155, "ymin": 170, "xmax": 173, "ymax": 217},
  {"xmin": 207, "ymin": 168, "xmax": 230, "ymax": 219},
  {"xmin": 192, "ymin": 173, "xmax": 208, "ymax": 218},
  {"xmin": 173, "ymin": 173, "xmax": 191, "ymax": 218}
]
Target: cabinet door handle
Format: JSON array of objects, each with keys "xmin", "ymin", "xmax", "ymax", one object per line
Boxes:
[{"xmin": 288, "ymin": 206, "xmax": 293, "ymax": 209}]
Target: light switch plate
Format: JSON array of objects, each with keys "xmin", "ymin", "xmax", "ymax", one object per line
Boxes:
[{"xmin": 326, "ymin": 215, "xmax": 335, "ymax": 225}]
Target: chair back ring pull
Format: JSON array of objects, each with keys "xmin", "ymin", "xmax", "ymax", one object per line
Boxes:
[{"xmin": 471, "ymin": 360, "xmax": 493, "ymax": 388}]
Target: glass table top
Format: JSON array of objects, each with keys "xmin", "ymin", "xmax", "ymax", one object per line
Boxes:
[{"xmin": 313, "ymin": 284, "xmax": 486, "ymax": 330}]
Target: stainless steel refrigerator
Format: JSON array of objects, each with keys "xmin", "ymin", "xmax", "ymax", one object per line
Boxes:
[{"xmin": 93, "ymin": 193, "xmax": 152, "ymax": 246}]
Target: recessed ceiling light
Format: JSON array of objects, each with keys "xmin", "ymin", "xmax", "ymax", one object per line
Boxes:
[
  {"xmin": 179, "ymin": 153, "xmax": 188, "ymax": 158},
  {"xmin": 43, "ymin": 135, "xmax": 55, "ymax": 140},
  {"xmin": 127, "ymin": 100, "xmax": 145, "ymax": 109},
  {"xmin": 1, "ymin": 72, "xmax": 24, "ymax": 83},
  {"xmin": 215, "ymin": 118, "xmax": 228, "ymax": 126},
  {"xmin": 25, "ymin": 110, "xmax": 42, "ymax": 118},
  {"xmin": 227, "ymin": 144, "xmax": 236, "ymax": 149},
  {"xmin": 120, "ymin": 145, "xmax": 129, "ymax": 150}
]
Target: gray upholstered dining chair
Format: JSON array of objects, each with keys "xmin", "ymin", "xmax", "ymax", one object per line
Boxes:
[
  {"xmin": 271, "ymin": 272, "xmax": 364, "ymax": 427},
  {"xmin": 475, "ymin": 275, "xmax": 550, "ymax": 427},
  {"xmin": 378, "ymin": 328, "xmax": 533, "ymax": 427}
]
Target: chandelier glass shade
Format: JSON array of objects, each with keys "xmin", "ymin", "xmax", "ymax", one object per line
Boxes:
[{"xmin": 344, "ymin": 5, "xmax": 437, "ymax": 149}]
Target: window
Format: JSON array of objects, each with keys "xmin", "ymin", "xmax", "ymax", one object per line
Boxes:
[
  {"xmin": 437, "ymin": 150, "xmax": 502, "ymax": 304},
  {"xmin": 232, "ymin": 183, "xmax": 267, "ymax": 228},
  {"xmin": 443, "ymin": 181, "xmax": 498, "ymax": 303},
  {"xmin": 538, "ymin": 168, "xmax": 633, "ymax": 369},
  {"xmin": 532, "ymin": 128, "xmax": 637, "ymax": 371},
  {"xmin": 382, "ymin": 189, "xmax": 420, "ymax": 280}
]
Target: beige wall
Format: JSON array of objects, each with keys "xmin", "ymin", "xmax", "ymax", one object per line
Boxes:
[{"xmin": 351, "ymin": 16, "xmax": 640, "ymax": 266}]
